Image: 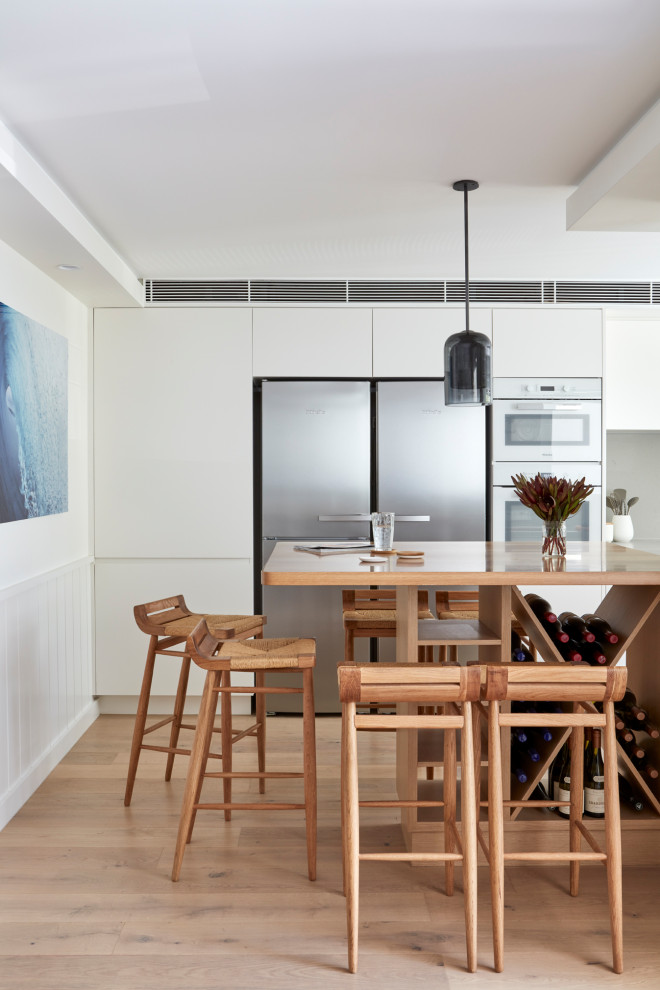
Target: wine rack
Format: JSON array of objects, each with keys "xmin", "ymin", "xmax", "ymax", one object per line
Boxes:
[{"xmin": 510, "ymin": 585, "xmax": 660, "ymax": 821}]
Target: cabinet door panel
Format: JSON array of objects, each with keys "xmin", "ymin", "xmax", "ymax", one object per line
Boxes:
[
  {"xmin": 373, "ymin": 308, "xmax": 491, "ymax": 378},
  {"xmin": 606, "ymin": 320, "xmax": 660, "ymax": 430},
  {"xmin": 253, "ymin": 308, "xmax": 372, "ymax": 376},
  {"xmin": 493, "ymin": 309, "xmax": 603, "ymax": 377}
]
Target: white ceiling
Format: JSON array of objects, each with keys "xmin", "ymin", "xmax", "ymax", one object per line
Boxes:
[{"xmin": 2, "ymin": 0, "xmax": 660, "ymax": 304}]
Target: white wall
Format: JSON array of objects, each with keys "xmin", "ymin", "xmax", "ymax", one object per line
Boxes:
[{"xmin": 0, "ymin": 237, "xmax": 95, "ymax": 829}]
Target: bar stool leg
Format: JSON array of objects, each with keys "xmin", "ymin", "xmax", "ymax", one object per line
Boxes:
[
  {"xmin": 343, "ymin": 700, "xmax": 359, "ymax": 973},
  {"xmin": 221, "ymin": 669, "xmax": 233, "ymax": 821},
  {"xmin": 186, "ymin": 677, "xmax": 220, "ymax": 844},
  {"xmin": 124, "ymin": 635, "xmax": 157, "ymax": 806},
  {"xmin": 302, "ymin": 666, "xmax": 317, "ymax": 882},
  {"xmin": 462, "ymin": 701, "xmax": 478, "ymax": 974},
  {"xmin": 443, "ymin": 718, "xmax": 457, "ymax": 897},
  {"xmin": 172, "ymin": 670, "xmax": 219, "ymax": 882},
  {"xmin": 255, "ymin": 670, "xmax": 267, "ymax": 794},
  {"xmin": 345, "ymin": 628, "xmax": 355, "ymax": 663},
  {"xmin": 488, "ymin": 698, "xmax": 505, "ymax": 973},
  {"xmin": 569, "ymin": 719, "xmax": 584, "ymax": 897},
  {"xmin": 604, "ymin": 700, "xmax": 624, "ymax": 974},
  {"xmin": 165, "ymin": 655, "xmax": 191, "ymax": 781}
]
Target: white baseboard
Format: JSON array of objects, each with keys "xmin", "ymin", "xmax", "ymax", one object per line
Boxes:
[
  {"xmin": 0, "ymin": 698, "xmax": 100, "ymax": 831},
  {"xmin": 97, "ymin": 695, "xmax": 251, "ymax": 716}
]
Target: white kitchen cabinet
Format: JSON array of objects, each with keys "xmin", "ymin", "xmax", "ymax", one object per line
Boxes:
[
  {"xmin": 253, "ymin": 308, "xmax": 372, "ymax": 376},
  {"xmin": 606, "ymin": 320, "xmax": 660, "ymax": 430},
  {"xmin": 373, "ymin": 308, "xmax": 492, "ymax": 378},
  {"xmin": 95, "ymin": 558, "xmax": 253, "ymax": 705},
  {"xmin": 493, "ymin": 309, "xmax": 603, "ymax": 377},
  {"xmin": 94, "ymin": 307, "xmax": 253, "ymax": 558}
]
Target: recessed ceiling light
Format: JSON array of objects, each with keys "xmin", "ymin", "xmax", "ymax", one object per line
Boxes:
[{"xmin": 57, "ymin": 264, "xmax": 80, "ymax": 271}]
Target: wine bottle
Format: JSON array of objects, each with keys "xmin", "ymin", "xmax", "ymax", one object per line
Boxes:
[
  {"xmin": 558, "ymin": 639, "xmax": 583, "ymax": 663},
  {"xmin": 556, "ymin": 744, "xmax": 572, "ymax": 817},
  {"xmin": 511, "ymin": 739, "xmax": 541, "ymax": 763},
  {"xmin": 511, "ymin": 727, "xmax": 529, "ymax": 744},
  {"xmin": 616, "ymin": 689, "xmax": 647, "ymax": 723},
  {"xmin": 625, "ymin": 748, "xmax": 660, "ymax": 781},
  {"xmin": 528, "ymin": 726, "xmax": 553, "ymax": 744},
  {"xmin": 620, "ymin": 736, "xmax": 645, "ymax": 761},
  {"xmin": 558, "ymin": 612, "xmax": 596, "ymax": 643},
  {"xmin": 639, "ymin": 715, "xmax": 660, "ymax": 740},
  {"xmin": 525, "ymin": 594, "xmax": 558, "ymax": 624},
  {"xmin": 511, "ymin": 630, "xmax": 535, "ymax": 662},
  {"xmin": 551, "ymin": 742, "xmax": 568, "ymax": 803},
  {"xmin": 584, "ymin": 727, "xmax": 605, "ymax": 818},
  {"xmin": 581, "ymin": 614, "xmax": 619, "ymax": 644},
  {"xmin": 615, "ymin": 723, "xmax": 634, "ymax": 745},
  {"xmin": 618, "ymin": 775, "xmax": 644, "ymax": 813},
  {"xmin": 512, "ymin": 766, "xmax": 528, "ymax": 784},
  {"xmin": 529, "ymin": 780, "xmax": 557, "ymax": 812},
  {"xmin": 581, "ymin": 641, "xmax": 608, "ymax": 665}
]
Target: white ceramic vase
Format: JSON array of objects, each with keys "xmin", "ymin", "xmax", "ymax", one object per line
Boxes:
[{"xmin": 612, "ymin": 515, "xmax": 634, "ymax": 543}]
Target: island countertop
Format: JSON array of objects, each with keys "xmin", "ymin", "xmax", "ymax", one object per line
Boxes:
[{"xmin": 262, "ymin": 540, "xmax": 660, "ymax": 587}]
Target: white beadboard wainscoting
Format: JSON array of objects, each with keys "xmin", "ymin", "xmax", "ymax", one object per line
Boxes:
[{"xmin": 0, "ymin": 557, "xmax": 97, "ymax": 830}]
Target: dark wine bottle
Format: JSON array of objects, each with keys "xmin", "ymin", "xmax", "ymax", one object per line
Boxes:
[
  {"xmin": 581, "ymin": 614, "xmax": 619, "ymax": 644},
  {"xmin": 620, "ymin": 736, "xmax": 645, "ymax": 761},
  {"xmin": 511, "ymin": 739, "xmax": 541, "ymax": 763},
  {"xmin": 615, "ymin": 723, "xmax": 635, "ymax": 745},
  {"xmin": 639, "ymin": 716, "xmax": 660, "ymax": 740},
  {"xmin": 558, "ymin": 611, "xmax": 596, "ymax": 643},
  {"xmin": 510, "ymin": 630, "xmax": 535, "ymax": 662},
  {"xmin": 525, "ymin": 594, "xmax": 558, "ymax": 624},
  {"xmin": 618, "ymin": 775, "xmax": 644, "ymax": 812},
  {"xmin": 528, "ymin": 726, "xmax": 553, "ymax": 744},
  {"xmin": 581, "ymin": 641, "xmax": 608, "ymax": 665},
  {"xmin": 511, "ymin": 727, "xmax": 529, "ymax": 744},
  {"xmin": 555, "ymin": 743, "xmax": 572, "ymax": 817},
  {"xmin": 616, "ymin": 690, "xmax": 647, "ymax": 723},
  {"xmin": 529, "ymin": 780, "xmax": 557, "ymax": 811},
  {"xmin": 512, "ymin": 766, "xmax": 528, "ymax": 784},
  {"xmin": 584, "ymin": 727, "xmax": 605, "ymax": 818},
  {"xmin": 551, "ymin": 742, "xmax": 568, "ymax": 803},
  {"xmin": 558, "ymin": 639, "xmax": 583, "ymax": 663}
]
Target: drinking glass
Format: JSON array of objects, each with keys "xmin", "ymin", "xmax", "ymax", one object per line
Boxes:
[{"xmin": 371, "ymin": 512, "xmax": 395, "ymax": 551}]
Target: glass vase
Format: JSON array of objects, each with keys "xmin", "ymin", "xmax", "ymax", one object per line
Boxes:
[{"xmin": 542, "ymin": 519, "xmax": 566, "ymax": 557}]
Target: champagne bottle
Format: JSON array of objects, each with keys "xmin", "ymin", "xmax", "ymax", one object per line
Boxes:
[
  {"xmin": 558, "ymin": 612, "xmax": 596, "ymax": 643},
  {"xmin": 581, "ymin": 614, "xmax": 619, "ymax": 644},
  {"xmin": 584, "ymin": 727, "xmax": 605, "ymax": 818},
  {"xmin": 618, "ymin": 775, "xmax": 644, "ymax": 813},
  {"xmin": 525, "ymin": 594, "xmax": 558, "ymax": 624},
  {"xmin": 616, "ymin": 689, "xmax": 647, "ymax": 723}
]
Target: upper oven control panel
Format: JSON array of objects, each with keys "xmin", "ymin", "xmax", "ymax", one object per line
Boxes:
[{"xmin": 492, "ymin": 378, "xmax": 602, "ymax": 400}]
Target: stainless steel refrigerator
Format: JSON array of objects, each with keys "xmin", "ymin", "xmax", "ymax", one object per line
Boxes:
[{"xmin": 256, "ymin": 379, "xmax": 487, "ymax": 712}]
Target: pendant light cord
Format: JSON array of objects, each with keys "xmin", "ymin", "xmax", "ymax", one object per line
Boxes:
[{"xmin": 463, "ymin": 184, "xmax": 471, "ymax": 335}]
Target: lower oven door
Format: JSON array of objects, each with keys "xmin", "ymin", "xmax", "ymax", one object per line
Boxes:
[{"xmin": 492, "ymin": 462, "xmax": 602, "ymax": 542}]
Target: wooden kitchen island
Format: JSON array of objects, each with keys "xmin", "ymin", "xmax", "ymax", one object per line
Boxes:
[{"xmin": 262, "ymin": 541, "xmax": 660, "ymax": 862}]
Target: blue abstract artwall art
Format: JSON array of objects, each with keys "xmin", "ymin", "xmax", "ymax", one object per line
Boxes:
[{"xmin": 0, "ymin": 302, "xmax": 68, "ymax": 524}]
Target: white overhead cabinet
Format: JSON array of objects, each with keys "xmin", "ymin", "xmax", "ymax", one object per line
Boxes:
[
  {"xmin": 492, "ymin": 309, "xmax": 603, "ymax": 377},
  {"xmin": 253, "ymin": 308, "xmax": 373, "ymax": 376},
  {"xmin": 94, "ymin": 307, "xmax": 253, "ymax": 558},
  {"xmin": 373, "ymin": 308, "xmax": 492, "ymax": 378},
  {"xmin": 606, "ymin": 320, "xmax": 660, "ymax": 430}
]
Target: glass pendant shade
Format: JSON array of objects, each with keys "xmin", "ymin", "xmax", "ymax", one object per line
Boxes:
[{"xmin": 444, "ymin": 329, "xmax": 492, "ymax": 405}]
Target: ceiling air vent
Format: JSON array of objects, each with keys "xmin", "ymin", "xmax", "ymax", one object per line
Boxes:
[
  {"xmin": 652, "ymin": 284, "xmax": 660, "ymax": 305},
  {"xmin": 348, "ymin": 281, "xmax": 445, "ymax": 303},
  {"xmin": 542, "ymin": 282, "xmax": 556, "ymax": 304},
  {"xmin": 446, "ymin": 281, "xmax": 543, "ymax": 303},
  {"xmin": 555, "ymin": 282, "xmax": 652, "ymax": 304},
  {"xmin": 144, "ymin": 280, "xmax": 249, "ymax": 303},
  {"xmin": 249, "ymin": 280, "xmax": 347, "ymax": 303}
]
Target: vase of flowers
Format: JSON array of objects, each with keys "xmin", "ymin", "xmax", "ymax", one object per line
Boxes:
[
  {"xmin": 606, "ymin": 489, "xmax": 638, "ymax": 544},
  {"xmin": 511, "ymin": 473, "xmax": 595, "ymax": 556}
]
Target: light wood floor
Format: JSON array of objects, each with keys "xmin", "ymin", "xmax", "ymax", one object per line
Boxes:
[{"xmin": 0, "ymin": 714, "xmax": 658, "ymax": 989}]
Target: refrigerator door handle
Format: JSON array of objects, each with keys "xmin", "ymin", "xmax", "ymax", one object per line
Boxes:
[{"xmin": 318, "ymin": 514, "xmax": 431, "ymax": 522}]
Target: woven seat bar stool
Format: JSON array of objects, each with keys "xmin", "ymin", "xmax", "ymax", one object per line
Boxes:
[
  {"xmin": 477, "ymin": 663, "xmax": 627, "ymax": 974},
  {"xmin": 338, "ymin": 662, "xmax": 481, "ymax": 974},
  {"xmin": 172, "ymin": 619, "xmax": 317, "ymax": 883},
  {"xmin": 125, "ymin": 595, "xmax": 265, "ymax": 806},
  {"xmin": 342, "ymin": 589, "xmax": 434, "ymax": 664}
]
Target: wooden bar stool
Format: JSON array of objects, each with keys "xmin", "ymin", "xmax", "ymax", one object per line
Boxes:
[
  {"xmin": 478, "ymin": 663, "xmax": 627, "ymax": 974},
  {"xmin": 172, "ymin": 619, "xmax": 317, "ymax": 882},
  {"xmin": 338, "ymin": 661, "xmax": 481, "ymax": 974},
  {"xmin": 342, "ymin": 589, "xmax": 434, "ymax": 663},
  {"xmin": 125, "ymin": 595, "xmax": 265, "ymax": 805}
]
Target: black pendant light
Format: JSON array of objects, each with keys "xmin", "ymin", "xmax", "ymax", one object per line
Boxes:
[{"xmin": 444, "ymin": 179, "xmax": 492, "ymax": 406}]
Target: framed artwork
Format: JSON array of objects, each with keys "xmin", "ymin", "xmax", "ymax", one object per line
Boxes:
[{"xmin": 0, "ymin": 302, "xmax": 68, "ymax": 524}]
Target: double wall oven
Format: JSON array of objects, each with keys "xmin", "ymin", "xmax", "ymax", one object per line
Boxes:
[{"xmin": 491, "ymin": 378, "xmax": 603, "ymax": 543}]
